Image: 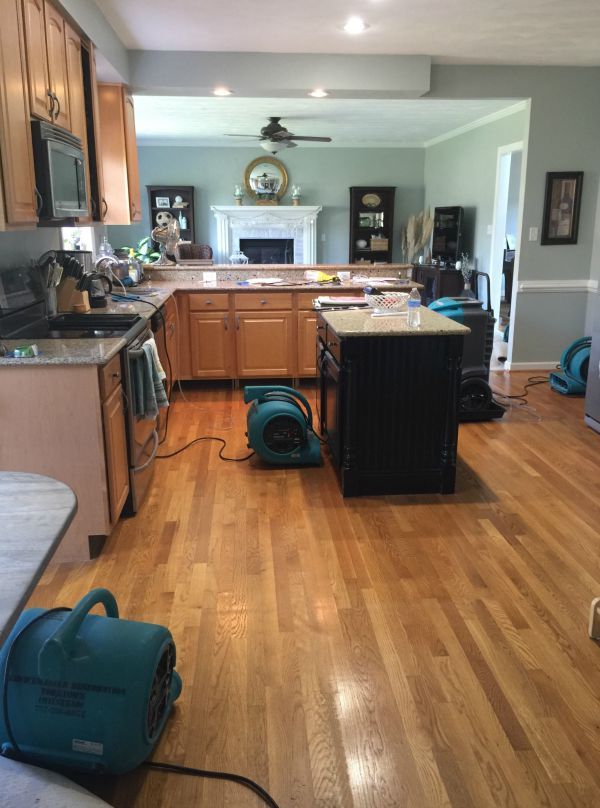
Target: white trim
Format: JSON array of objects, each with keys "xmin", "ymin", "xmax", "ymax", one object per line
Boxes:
[
  {"xmin": 517, "ymin": 279, "xmax": 598, "ymax": 293},
  {"xmin": 138, "ymin": 138, "xmax": 425, "ymax": 149},
  {"xmin": 424, "ymin": 101, "xmax": 528, "ymax": 148},
  {"xmin": 506, "ymin": 361, "xmax": 558, "ymax": 371},
  {"xmin": 210, "ymin": 205, "xmax": 322, "ymax": 265}
]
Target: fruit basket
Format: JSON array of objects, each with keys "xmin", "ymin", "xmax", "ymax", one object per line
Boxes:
[{"xmin": 364, "ymin": 291, "xmax": 410, "ymax": 313}]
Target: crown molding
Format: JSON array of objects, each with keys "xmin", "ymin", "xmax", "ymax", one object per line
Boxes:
[{"xmin": 424, "ymin": 101, "xmax": 528, "ymax": 148}]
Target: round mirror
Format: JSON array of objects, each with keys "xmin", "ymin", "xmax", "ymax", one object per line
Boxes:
[{"xmin": 244, "ymin": 157, "xmax": 288, "ymax": 201}]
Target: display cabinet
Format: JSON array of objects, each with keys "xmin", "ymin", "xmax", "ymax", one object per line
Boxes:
[
  {"xmin": 349, "ymin": 186, "xmax": 395, "ymax": 264},
  {"xmin": 432, "ymin": 206, "xmax": 464, "ymax": 266},
  {"xmin": 147, "ymin": 185, "xmax": 195, "ymax": 244}
]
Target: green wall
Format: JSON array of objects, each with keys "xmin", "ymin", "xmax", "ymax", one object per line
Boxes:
[
  {"xmin": 0, "ymin": 230, "xmax": 60, "ymax": 270},
  {"xmin": 424, "ymin": 108, "xmax": 526, "ymax": 273},
  {"xmin": 107, "ymin": 146, "xmax": 425, "ymax": 263}
]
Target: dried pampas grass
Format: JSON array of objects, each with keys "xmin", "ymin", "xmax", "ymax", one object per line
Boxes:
[{"xmin": 401, "ymin": 208, "xmax": 434, "ymax": 263}]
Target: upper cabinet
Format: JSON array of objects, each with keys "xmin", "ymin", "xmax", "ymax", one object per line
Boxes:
[
  {"xmin": 64, "ymin": 22, "xmax": 91, "ymax": 219},
  {"xmin": 21, "ymin": 0, "xmax": 71, "ymax": 129},
  {"xmin": 0, "ymin": 0, "xmax": 38, "ymax": 226},
  {"xmin": 97, "ymin": 84, "xmax": 142, "ymax": 224}
]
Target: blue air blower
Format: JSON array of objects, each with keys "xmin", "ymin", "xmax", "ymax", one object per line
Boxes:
[
  {"xmin": 244, "ymin": 385, "xmax": 322, "ymax": 465},
  {"xmin": 0, "ymin": 588, "xmax": 181, "ymax": 774},
  {"xmin": 549, "ymin": 336, "xmax": 591, "ymax": 395}
]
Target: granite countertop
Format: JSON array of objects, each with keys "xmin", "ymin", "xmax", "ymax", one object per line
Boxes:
[
  {"xmin": 320, "ymin": 306, "xmax": 471, "ymax": 337},
  {"xmin": 0, "ymin": 269, "xmax": 422, "ymax": 367},
  {"xmin": 0, "ymin": 472, "xmax": 77, "ymax": 646}
]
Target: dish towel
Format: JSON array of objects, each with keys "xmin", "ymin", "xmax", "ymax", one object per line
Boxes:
[
  {"xmin": 145, "ymin": 335, "xmax": 166, "ymax": 381},
  {"xmin": 132, "ymin": 342, "xmax": 169, "ymax": 420}
]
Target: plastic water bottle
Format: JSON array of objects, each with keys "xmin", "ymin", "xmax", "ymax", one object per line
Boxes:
[
  {"xmin": 97, "ymin": 235, "xmax": 114, "ymax": 258},
  {"xmin": 407, "ymin": 287, "xmax": 421, "ymax": 327}
]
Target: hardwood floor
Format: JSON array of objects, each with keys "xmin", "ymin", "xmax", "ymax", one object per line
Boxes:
[{"xmin": 29, "ymin": 372, "xmax": 600, "ymax": 807}]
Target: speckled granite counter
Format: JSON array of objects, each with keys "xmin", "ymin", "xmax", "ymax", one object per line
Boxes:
[
  {"xmin": 320, "ymin": 306, "xmax": 470, "ymax": 338},
  {"xmin": 0, "ymin": 472, "xmax": 77, "ymax": 646}
]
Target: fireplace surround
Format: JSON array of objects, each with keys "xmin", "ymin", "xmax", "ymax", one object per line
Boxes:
[{"xmin": 210, "ymin": 205, "xmax": 322, "ymax": 264}]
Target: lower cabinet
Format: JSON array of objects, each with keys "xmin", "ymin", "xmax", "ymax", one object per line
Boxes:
[
  {"xmin": 101, "ymin": 382, "xmax": 129, "ymax": 524},
  {"xmin": 297, "ymin": 309, "xmax": 318, "ymax": 376},
  {"xmin": 190, "ymin": 311, "xmax": 234, "ymax": 378},
  {"xmin": 236, "ymin": 311, "xmax": 294, "ymax": 377}
]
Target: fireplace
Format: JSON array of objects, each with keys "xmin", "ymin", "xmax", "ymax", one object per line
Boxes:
[
  {"xmin": 210, "ymin": 206, "xmax": 322, "ymax": 264},
  {"xmin": 239, "ymin": 238, "xmax": 294, "ymax": 264}
]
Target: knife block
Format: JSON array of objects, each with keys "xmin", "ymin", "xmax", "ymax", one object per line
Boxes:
[{"xmin": 56, "ymin": 277, "xmax": 90, "ymax": 312}]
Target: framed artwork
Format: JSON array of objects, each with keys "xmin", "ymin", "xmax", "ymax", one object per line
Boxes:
[
  {"xmin": 155, "ymin": 196, "xmax": 171, "ymax": 208},
  {"xmin": 541, "ymin": 172, "xmax": 583, "ymax": 245}
]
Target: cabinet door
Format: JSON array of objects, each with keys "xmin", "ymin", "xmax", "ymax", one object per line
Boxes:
[
  {"xmin": 190, "ymin": 312, "xmax": 233, "ymax": 378},
  {"xmin": 65, "ymin": 23, "xmax": 91, "ymax": 219},
  {"xmin": 0, "ymin": 0, "xmax": 38, "ymax": 225},
  {"xmin": 236, "ymin": 311, "xmax": 294, "ymax": 377},
  {"xmin": 21, "ymin": 0, "xmax": 51, "ymax": 121},
  {"xmin": 97, "ymin": 83, "xmax": 129, "ymax": 224},
  {"xmin": 297, "ymin": 310, "xmax": 318, "ymax": 376},
  {"xmin": 44, "ymin": 1, "xmax": 70, "ymax": 129},
  {"xmin": 122, "ymin": 89, "xmax": 141, "ymax": 222},
  {"xmin": 102, "ymin": 383, "xmax": 129, "ymax": 524}
]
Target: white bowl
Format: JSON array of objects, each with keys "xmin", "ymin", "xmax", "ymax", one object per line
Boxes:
[{"xmin": 365, "ymin": 292, "xmax": 410, "ymax": 312}]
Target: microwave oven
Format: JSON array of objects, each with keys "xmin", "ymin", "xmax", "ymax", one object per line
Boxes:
[{"xmin": 31, "ymin": 120, "xmax": 88, "ymax": 219}]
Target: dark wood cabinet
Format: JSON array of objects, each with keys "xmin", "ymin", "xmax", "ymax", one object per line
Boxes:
[
  {"xmin": 432, "ymin": 206, "xmax": 464, "ymax": 265},
  {"xmin": 349, "ymin": 186, "xmax": 395, "ymax": 264},
  {"xmin": 412, "ymin": 264, "xmax": 464, "ymax": 305},
  {"xmin": 147, "ymin": 185, "xmax": 195, "ymax": 244},
  {"xmin": 317, "ymin": 314, "xmax": 463, "ymax": 496}
]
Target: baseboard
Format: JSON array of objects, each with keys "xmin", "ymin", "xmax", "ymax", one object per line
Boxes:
[{"xmin": 505, "ymin": 361, "xmax": 558, "ymax": 371}]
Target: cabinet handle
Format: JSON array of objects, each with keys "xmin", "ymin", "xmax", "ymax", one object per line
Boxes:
[
  {"xmin": 224, "ymin": 315, "xmax": 228, "ymax": 331},
  {"xmin": 130, "ymin": 202, "xmax": 138, "ymax": 219},
  {"xmin": 90, "ymin": 196, "xmax": 97, "ymax": 217},
  {"xmin": 101, "ymin": 197, "xmax": 108, "ymax": 219},
  {"xmin": 111, "ymin": 371, "xmax": 121, "ymax": 380},
  {"xmin": 316, "ymin": 325, "xmax": 325, "ymax": 331},
  {"xmin": 53, "ymin": 92, "xmax": 60, "ymax": 120},
  {"xmin": 168, "ymin": 322, "xmax": 175, "ymax": 335},
  {"xmin": 327, "ymin": 340, "xmax": 338, "ymax": 348},
  {"xmin": 205, "ymin": 300, "xmax": 213, "ymax": 305},
  {"xmin": 260, "ymin": 299, "xmax": 268, "ymax": 305},
  {"xmin": 235, "ymin": 315, "xmax": 240, "ymax": 330},
  {"xmin": 47, "ymin": 90, "xmax": 54, "ymax": 117}
]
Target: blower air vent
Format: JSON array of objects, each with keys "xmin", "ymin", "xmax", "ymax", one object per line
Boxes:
[
  {"xmin": 263, "ymin": 415, "xmax": 304, "ymax": 454},
  {"xmin": 147, "ymin": 642, "xmax": 176, "ymax": 739}
]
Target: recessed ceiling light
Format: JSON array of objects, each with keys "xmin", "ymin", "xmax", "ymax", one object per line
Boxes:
[
  {"xmin": 343, "ymin": 16, "xmax": 369, "ymax": 35},
  {"xmin": 212, "ymin": 87, "xmax": 233, "ymax": 96},
  {"xmin": 309, "ymin": 89, "xmax": 329, "ymax": 98}
]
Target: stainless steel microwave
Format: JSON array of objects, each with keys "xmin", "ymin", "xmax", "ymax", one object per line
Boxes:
[{"xmin": 31, "ymin": 120, "xmax": 88, "ymax": 219}]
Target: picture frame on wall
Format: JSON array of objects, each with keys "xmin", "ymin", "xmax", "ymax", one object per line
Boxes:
[
  {"xmin": 155, "ymin": 196, "xmax": 171, "ymax": 208},
  {"xmin": 541, "ymin": 171, "xmax": 583, "ymax": 245}
]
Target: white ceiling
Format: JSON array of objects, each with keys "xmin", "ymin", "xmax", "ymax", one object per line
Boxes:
[
  {"xmin": 133, "ymin": 96, "xmax": 523, "ymax": 148},
  {"xmin": 95, "ymin": 0, "xmax": 600, "ymax": 66}
]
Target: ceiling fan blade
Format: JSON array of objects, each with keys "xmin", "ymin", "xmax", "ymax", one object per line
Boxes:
[
  {"xmin": 287, "ymin": 136, "xmax": 332, "ymax": 142},
  {"xmin": 224, "ymin": 133, "xmax": 261, "ymax": 138}
]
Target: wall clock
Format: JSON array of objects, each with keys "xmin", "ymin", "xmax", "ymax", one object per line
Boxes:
[{"xmin": 361, "ymin": 193, "xmax": 382, "ymax": 209}]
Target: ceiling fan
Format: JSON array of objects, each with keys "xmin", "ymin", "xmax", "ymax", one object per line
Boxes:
[{"xmin": 224, "ymin": 116, "xmax": 332, "ymax": 154}]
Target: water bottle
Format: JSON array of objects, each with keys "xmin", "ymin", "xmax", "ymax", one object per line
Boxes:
[
  {"xmin": 97, "ymin": 235, "xmax": 114, "ymax": 258},
  {"xmin": 407, "ymin": 287, "xmax": 421, "ymax": 327}
]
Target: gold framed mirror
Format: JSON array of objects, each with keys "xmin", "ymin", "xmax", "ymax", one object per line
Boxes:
[{"xmin": 244, "ymin": 156, "xmax": 288, "ymax": 201}]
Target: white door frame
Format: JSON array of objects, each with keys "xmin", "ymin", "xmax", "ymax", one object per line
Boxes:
[{"xmin": 489, "ymin": 140, "xmax": 523, "ymax": 320}]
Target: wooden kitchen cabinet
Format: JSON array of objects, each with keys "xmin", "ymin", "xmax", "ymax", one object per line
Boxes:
[
  {"xmin": 65, "ymin": 22, "xmax": 90, "ymax": 219},
  {"xmin": 297, "ymin": 310, "xmax": 319, "ymax": 376},
  {"xmin": 236, "ymin": 311, "xmax": 294, "ymax": 377},
  {"xmin": 190, "ymin": 312, "xmax": 234, "ymax": 378},
  {"xmin": 156, "ymin": 295, "xmax": 178, "ymax": 391},
  {"xmin": 97, "ymin": 83, "xmax": 142, "ymax": 224},
  {"xmin": 21, "ymin": 0, "xmax": 52, "ymax": 121},
  {"xmin": 44, "ymin": 1, "xmax": 70, "ymax": 129},
  {"xmin": 102, "ymin": 380, "xmax": 129, "ymax": 524},
  {"xmin": 0, "ymin": 0, "xmax": 38, "ymax": 226}
]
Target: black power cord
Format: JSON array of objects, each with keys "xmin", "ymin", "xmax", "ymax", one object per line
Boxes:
[
  {"xmin": 1, "ymin": 607, "xmax": 280, "ymax": 808},
  {"xmin": 144, "ymin": 761, "xmax": 280, "ymax": 808},
  {"xmin": 157, "ymin": 435, "xmax": 254, "ymax": 462},
  {"xmin": 491, "ymin": 374, "xmax": 550, "ymax": 404}
]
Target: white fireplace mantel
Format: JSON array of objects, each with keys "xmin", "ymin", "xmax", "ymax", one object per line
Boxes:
[{"xmin": 210, "ymin": 205, "xmax": 322, "ymax": 265}]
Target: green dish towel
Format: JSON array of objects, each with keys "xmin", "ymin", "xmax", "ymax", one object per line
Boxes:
[{"xmin": 132, "ymin": 343, "xmax": 169, "ymax": 420}]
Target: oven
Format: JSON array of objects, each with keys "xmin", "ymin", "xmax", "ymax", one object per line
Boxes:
[
  {"xmin": 122, "ymin": 325, "xmax": 160, "ymax": 514},
  {"xmin": 318, "ymin": 332, "xmax": 342, "ymax": 468}
]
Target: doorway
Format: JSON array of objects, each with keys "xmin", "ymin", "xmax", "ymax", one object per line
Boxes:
[{"xmin": 489, "ymin": 142, "xmax": 523, "ymax": 369}]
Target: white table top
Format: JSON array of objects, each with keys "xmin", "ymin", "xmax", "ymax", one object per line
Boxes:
[{"xmin": 0, "ymin": 472, "xmax": 77, "ymax": 646}]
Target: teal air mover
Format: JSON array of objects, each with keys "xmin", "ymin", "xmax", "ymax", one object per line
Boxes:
[
  {"xmin": 0, "ymin": 589, "xmax": 181, "ymax": 774},
  {"xmin": 244, "ymin": 385, "xmax": 321, "ymax": 465},
  {"xmin": 549, "ymin": 337, "xmax": 591, "ymax": 395}
]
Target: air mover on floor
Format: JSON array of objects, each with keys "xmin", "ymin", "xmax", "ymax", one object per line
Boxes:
[
  {"xmin": 549, "ymin": 337, "xmax": 591, "ymax": 395},
  {"xmin": 0, "ymin": 589, "xmax": 181, "ymax": 774}
]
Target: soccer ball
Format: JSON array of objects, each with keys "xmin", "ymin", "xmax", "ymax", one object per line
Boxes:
[{"xmin": 155, "ymin": 210, "xmax": 173, "ymax": 227}]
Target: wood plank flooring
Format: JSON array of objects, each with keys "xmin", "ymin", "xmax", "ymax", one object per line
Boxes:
[{"xmin": 28, "ymin": 372, "xmax": 600, "ymax": 807}]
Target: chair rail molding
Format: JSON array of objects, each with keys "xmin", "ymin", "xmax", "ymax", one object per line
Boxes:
[
  {"xmin": 517, "ymin": 279, "xmax": 598, "ymax": 294},
  {"xmin": 210, "ymin": 205, "xmax": 322, "ymax": 265}
]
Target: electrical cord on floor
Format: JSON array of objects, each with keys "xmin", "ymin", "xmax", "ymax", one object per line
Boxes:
[
  {"xmin": 492, "ymin": 374, "xmax": 550, "ymax": 403},
  {"xmin": 157, "ymin": 435, "xmax": 255, "ymax": 462},
  {"xmin": 144, "ymin": 761, "xmax": 280, "ymax": 808}
]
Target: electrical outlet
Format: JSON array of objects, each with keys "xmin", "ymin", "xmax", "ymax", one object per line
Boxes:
[
  {"xmin": 487, "ymin": 224, "xmax": 493, "ymax": 235},
  {"xmin": 529, "ymin": 226, "xmax": 539, "ymax": 241}
]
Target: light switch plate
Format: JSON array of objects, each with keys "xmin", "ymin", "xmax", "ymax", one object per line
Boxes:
[
  {"xmin": 529, "ymin": 226, "xmax": 539, "ymax": 241},
  {"xmin": 487, "ymin": 224, "xmax": 493, "ymax": 235}
]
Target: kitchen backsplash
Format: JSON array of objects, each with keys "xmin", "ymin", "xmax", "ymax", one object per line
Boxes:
[{"xmin": 0, "ymin": 229, "xmax": 61, "ymax": 270}]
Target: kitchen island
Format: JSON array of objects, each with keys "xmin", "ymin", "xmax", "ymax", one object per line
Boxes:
[{"xmin": 317, "ymin": 307, "xmax": 470, "ymax": 496}]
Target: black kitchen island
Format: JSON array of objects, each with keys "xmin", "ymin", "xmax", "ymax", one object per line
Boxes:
[{"xmin": 317, "ymin": 306, "xmax": 470, "ymax": 496}]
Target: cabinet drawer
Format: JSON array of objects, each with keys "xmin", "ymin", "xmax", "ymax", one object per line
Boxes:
[
  {"xmin": 188, "ymin": 292, "xmax": 229, "ymax": 311},
  {"xmin": 99, "ymin": 354, "xmax": 122, "ymax": 400},
  {"xmin": 234, "ymin": 292, "xmax": 292, "ymax": 311}
]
